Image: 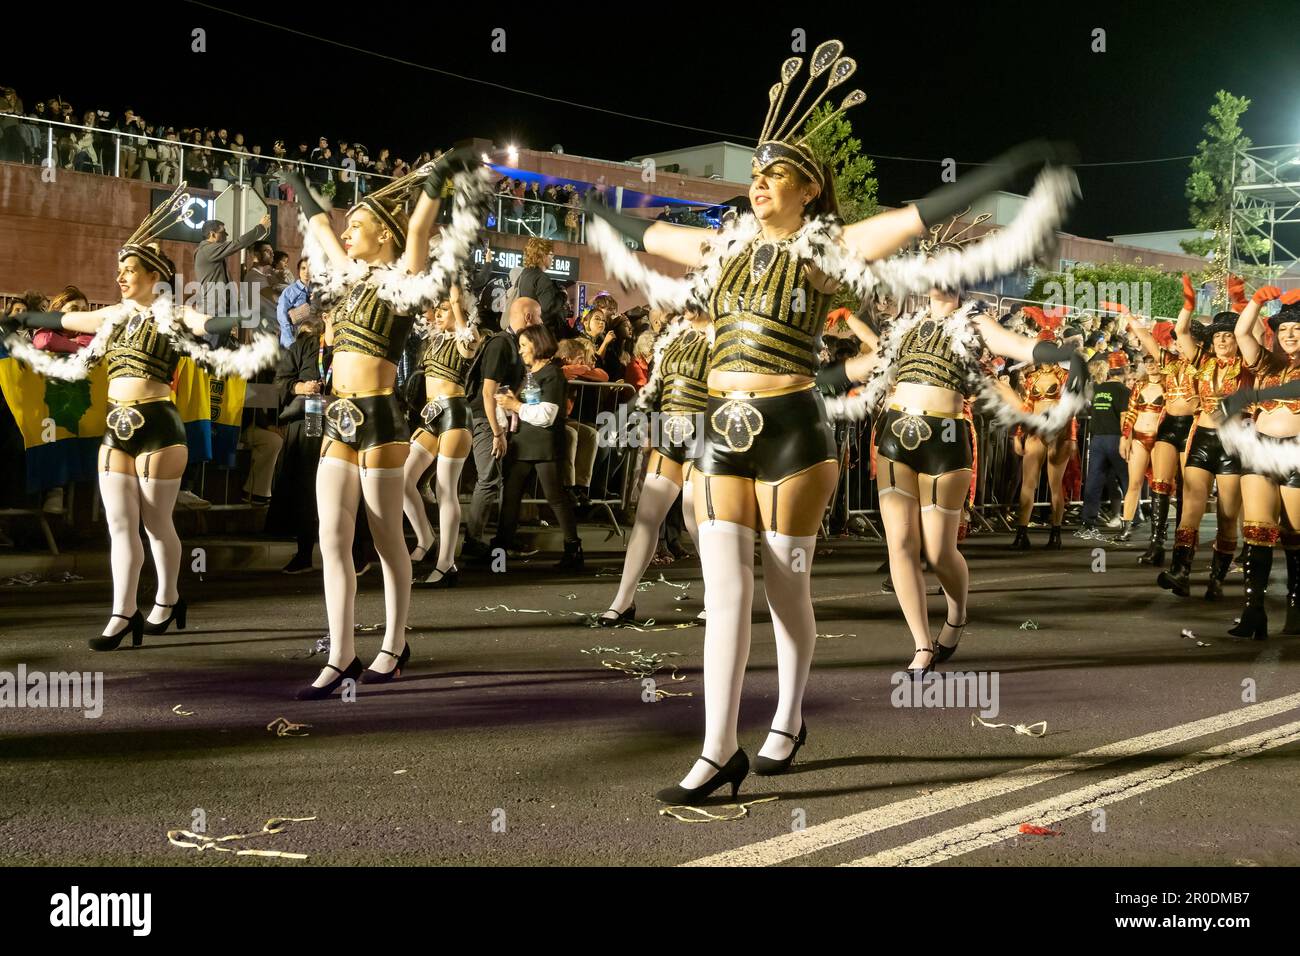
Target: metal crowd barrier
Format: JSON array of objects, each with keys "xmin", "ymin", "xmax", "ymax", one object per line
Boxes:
[
  {"xmin": 489, "ymin": 379, "xmax": 637, "ymax": 541},
  {"xmin": 826, "ymin": 412, "xmax": 1128, "ymax": 541}
]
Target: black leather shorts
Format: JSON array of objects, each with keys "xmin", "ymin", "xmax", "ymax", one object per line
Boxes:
[
  {"xmin": 1184, "ymin": 425, "xmax": 1241, "ymax": 476},
  {"xmin": 655, "ymin": 409, "xmax": 705, "ymax": 466},
  {"xmin": 875, "ymin": 405, "xmax": 973, "ymax": 476},
  {"xmin": 413, "ymin": 394, "xmax": 471, "ymax": 439},
  {"xmin": 1155, "ymin": 412, "xmax": 1194, "ymax": 450},
  {"xmin": 101, "ymin": 397, "xmax": 187, "ymax": 458},
  {"xmin": 694, "ymin": 385, "xmax": 838, "ymax": 483},
  {"xmin": 1243, "ymin": 433, "xmax": 1300, "ymax": 488},
  {"xmin": 323, "ymin": 390, "xmax": 410, "ymax": 452}
]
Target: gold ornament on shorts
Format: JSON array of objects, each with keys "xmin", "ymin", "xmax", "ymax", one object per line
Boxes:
[
  {"xmin": 711, "ymin": 400, "xmax": 765, "ymax": 453},
  {"xmin": 890, "ymin": 411, "xmax": 931, "ymax": 452},
  {"xmin": 325, "ymin": 398, "xmax": 365, "ymax": 441},
  {"xmin": 420, "ymin": 397, "xmax": 448, "ymax": 426},
  {"xmin": 106, "ymin": 405, "xmax": 146, "ymax": 441}
]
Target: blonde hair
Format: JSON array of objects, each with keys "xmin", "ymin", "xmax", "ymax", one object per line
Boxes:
[
  {"xmin": 524, "ymin": 237, "xmax": 553, "ymax": 269},
  {"xmin": 557, "ymin": 338, "xmax": 594, "ymax": 365}
]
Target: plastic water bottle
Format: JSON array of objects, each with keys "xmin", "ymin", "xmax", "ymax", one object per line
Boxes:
[
  {"xmin": 305, "ymin": 395, "xmax": 323, "ymax": 437},
  {"xmin": 521, "ymin": 371, "xmax": 541, "ymax": 405}
]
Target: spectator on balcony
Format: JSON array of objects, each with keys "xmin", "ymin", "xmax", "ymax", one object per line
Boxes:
[
  {"xmin": 565, "ymin": 188, "xmax": 581, "ymax": 243},
  {"xmin": 72, "ymin": 111, "xmax": 100, "ymax": 172},
  {"xmin": 155, "ymin": 129, "xmax": 181, "ymax": 185},
  {"xmin": 185, "ymin": 129, "xmax": 211, "ymax": 188},
  {"xmin": 373, "ymin": 147, "xmax": 391, "ymax": 177},
  {"xmin": 0, "ymin": 86, "xmax": 25, "ymax": 163}
]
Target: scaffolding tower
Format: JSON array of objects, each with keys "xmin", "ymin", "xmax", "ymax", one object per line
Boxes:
[{"xmin": 1230, "ymin": 143, "xmax": 1300, "ymax": 278}]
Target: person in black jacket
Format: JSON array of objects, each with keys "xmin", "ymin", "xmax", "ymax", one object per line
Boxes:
[
  {"xmin": 514, "ymin": 238, "xmax": 571, "ymax": 341},
  {"xmin": 492, "ymin": 325, "xmax": 583, "ymax": 569},
  {"xmin": 266, "ymin": 310, "xmax": 375, "ymax": 575}
]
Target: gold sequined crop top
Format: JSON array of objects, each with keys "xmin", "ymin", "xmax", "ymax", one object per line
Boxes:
[
  {"xmin": 419, "ymin": 333, "xmax": 471, "ymax": 386},
  {"xmin": 659, "ymin": 330, "xmax": 710, "ymax": 414},
  {"xmin": 707, "ymin": 238, "xmax": 832, "ymax": 376},
  {"xmin": 1131, "ymin": 390, "xmax": 1165, "ymax": 414},
  {"xmin": 894, "ymin": 314, "xmax": 976, "ymax": 395},
  {"xmin": 1195, "ymin": 353, "xmax": 1250, "ymax": 418},
  {"xmin": 332, "ymin": 279, "xmax": 414, "ymax": 364},
  {"xmin": 1023, "ymin": 365, "xmax": 1068, "ymax": 403},
  {"xmin": 1254, "ymin": 361, "xmax": 1300, "ymax": 414},
  {"xmin": 1159, "ymin": 348, "xmax": 1199, "ymax": 405},
  {"xmin": 105, "ymin": 313, "xmax": 181, "ymax": 383}
]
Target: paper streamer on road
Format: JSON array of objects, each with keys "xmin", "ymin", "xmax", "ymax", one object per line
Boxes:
[
  {"xmin": 659, "ymin": 797, "xmax": 778, "ymax": 823},
  {"xmin": 971, "ymin": 714, "xmax": 1047, "ymax": 737},
  {"xmin": 167, "ymin": 815, "xmax": 317, "ymax": 860},
  {"xmin": 171, "ymin": 704, "xmax": 194, "ymax": 717},
  {"xmin": 267, "ymin": 717, "xmax": 312, "ymax": 737}
]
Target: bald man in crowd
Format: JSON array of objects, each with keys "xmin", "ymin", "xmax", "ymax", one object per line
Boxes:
[{"xmin": 461, "ymin": 297, "xmax": 542, "ymax": 560}]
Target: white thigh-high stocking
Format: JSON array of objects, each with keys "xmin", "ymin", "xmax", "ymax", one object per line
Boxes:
[
  {"xmin": 138, "ymin": 476, "xmax": 182, "ymax": 624},
  {"xmin": 758, "ymin": 532, "xmax": 818, "ymax": 761},
  {"xmin": 434, "ymin": 454, "xmax": 467, "ymax": 572},
  {"xmin": 361, "ymin": 464, "xmax": 412, "ymax": 672},
  {"xmin": 99, "ymin": 471, "xmax": 143, "ymax": 635},
  {"xmin": 402, "ymin": 441, "xmax": 436, "ymax": 560},
  {"xmin": 316, "ymin": 457, "xmax": 361, "ymax": 684},
  {"xmin": 681, "ymin": 475, "xmax": 700, "ymax": 552},
  {"xmin": 606, "ymin": 471, "xmax": 680, "ymax": 616},
  {"xmin": 679, "ymin": 519, "xmax": 756, "ymax": 790}
]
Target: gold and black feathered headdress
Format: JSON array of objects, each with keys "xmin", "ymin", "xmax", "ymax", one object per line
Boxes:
[
  {"xmin": 119, "ymin": 182, "xmax": 191, "ymax": 281},
  {"xmin": 917, "ymin": 211, "xmax": 994, "ymax": 256},
  {"xmin": 345, "ymin": 161, "xmax": 435, "ymax": 251},
  {"xmin": 752, "ymin": 39, "xmax": 866, "ymax": 191}
]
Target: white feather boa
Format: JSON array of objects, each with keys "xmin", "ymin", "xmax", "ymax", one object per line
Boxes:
[
  {"xmin": 1217, "ymin": 417, "xmax": 1300, "ymax": 478},
  {"xmin": 3, "ymin": 294, "xmax": 279, "ymax": 381},
  {"xmin": 302, "ymin": 167, "xmax": 494, "ymax": 320},
  {"xmin": 819, "ymin": 300, "xmax": 1084, "ymax": 439},
  {"xmin": 585, "ymin": 166, "xmax": 1078, "ymax": 308}
]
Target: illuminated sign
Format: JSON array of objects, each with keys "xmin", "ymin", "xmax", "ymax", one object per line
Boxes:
[{"xmin": 472, "ymin": 246, "xmax": 578, "ymax": 281}]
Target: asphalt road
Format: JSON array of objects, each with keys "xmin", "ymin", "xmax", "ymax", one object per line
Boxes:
[{"xmin": 1, "ymin": 528, "xmax": 1297, "ymax": 867}]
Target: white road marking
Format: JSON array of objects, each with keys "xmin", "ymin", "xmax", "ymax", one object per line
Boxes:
[
  {"xmin": 844, "ymin": 719, "xmax": 1300, "ymax": 866},
  {"xmin": 681, "ymin": 691, "xmax": 1300, "ymax": 867}
]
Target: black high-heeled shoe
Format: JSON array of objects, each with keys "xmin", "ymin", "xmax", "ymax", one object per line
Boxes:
[
  {"xmin": 360, "ymin": 642, "xmax": 411, "ymax": 684},
  {"xmin": 416, "ymin": 566, "xmax": 459, "ymax": 589},
  {"xmin": 753, "ymin": 721, "xmax": 807, "ymax": 776},
  {"xmin": 933, "ymin": 620, "xmax": 966, "ymax": 664},
  {"xmin": 654, "ymin": 749, "xmax": 749, "ymax": 805},
  {"xmin": 908, "ymin": 646, "xmax": 936, "ymax": 680},
  {"xmin": 1227, "ymin": 607, "xmax": 1268, "ymax": 641},
  {"xmin": 597, "ymin": 605, "xmax": 635, "ymax": 627},
  {"xmin": 142, "ymin": 597, "xmax": 187, "ymax": 635},
  {"xmin": 295, "ymin": 657, "xmax": 363, "ymax": 700},
  {"xmin": 89, "ymin": 611, "xmax": 144, "ymax": 651}
]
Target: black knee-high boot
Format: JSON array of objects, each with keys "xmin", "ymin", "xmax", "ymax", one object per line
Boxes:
[
  {"xmin": 1157, "ymin": 530, "xmax": 1195, "ymax": 597},
  {"xmin": 1138, "ymin": 491, "xmax": 1169, "ymax": 566},
  {"xmin": 1285, "ymin": 548, "xmax": 1300, "ymax": 635},
  {"xmin": 1205, "ymin": 548, "xmax": 1234, "ymax": 601},
  {"xmin": 1228, "ymin": 544, "xmax": 1272, "ymax": 640}
]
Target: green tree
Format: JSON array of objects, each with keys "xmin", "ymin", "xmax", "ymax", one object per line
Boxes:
[
  {"xmin": 800, "ymin": 102, "xmax": 879, "ymax": 226},
  {"xmin": 801, "ymin": 102, "xmax": 880, "ymax": 312},
  {"xmin": 1180, "ymin": 90, "xmax": 1269, "ymax": 304}
]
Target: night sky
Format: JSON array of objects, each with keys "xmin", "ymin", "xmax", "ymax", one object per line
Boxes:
[{"xmin": 10, "ymin": 0, "xmax": 1300, "ymax": 240}]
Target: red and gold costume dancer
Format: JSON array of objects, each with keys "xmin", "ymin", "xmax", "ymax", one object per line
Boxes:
[
  {"xmin": 1010, "ymin": 325, "xmax": 1076, "ymax": 550},
  {"xmin": 1216, "ymin": 288, "xmax": 1300, "ymax": 638},
  {"xmin": 1157, "ymin": 275, "xmax": 1254, "ymax": 599},
  {"xmin": 1118, "ymin": 343, "xmax": 1165, "ymax": 542},
  {"xmin": 1131, "ymin": 313, "xmax": 1195, "ymax": 565}
]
